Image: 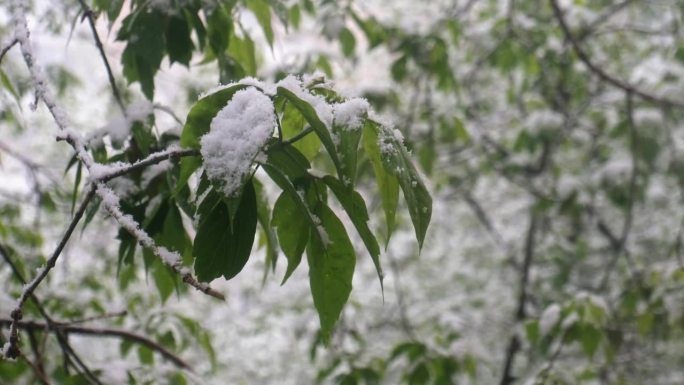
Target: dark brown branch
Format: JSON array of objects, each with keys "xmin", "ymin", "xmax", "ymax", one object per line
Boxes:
[
  {"xmin": 0, "ymin": 319, "xmax": 192, "ymax": 371},
  {"xmin": 550, "ymin": 0, "xmax": 684, "ymax": 109},
  {"xmin": 499, "ymin": 210, "xmax": 539, "ymax": 385},
  {"xmin": 77, "ymin": 0, "xmax": 125, "ymax": 114},
  {"xmin": 1, "ymin": 243, "xmax": 104, "ymax": 385},
  {"xmin": 0, "ymin": 38, "xmax": 18, "ymax": 64},
  {"xmin": 5, "ymin": 187, "xmax": 96, "ymax": 359}
]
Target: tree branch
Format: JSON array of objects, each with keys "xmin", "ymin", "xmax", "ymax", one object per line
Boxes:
[
  {"xmin": 5, "ymin": 187, "xmax": 96, "ymax": 360},
  {"xmin": 0, "ymin": 318, "xmax": 193, "ymax": 371},
  {"xmin": 499, "ymin": 210, "xmax": 539, "ymax": 385},
  {"xmin": 550, "ymin": 0, "xmax": 684, "ymax": 109},
  {"xmin": 76, "ymin": 0, "xmax": 125, "ymax": 114},
  {"xmin": 0, "ymin": 38, "xmax": 17, "ymax": 64}
]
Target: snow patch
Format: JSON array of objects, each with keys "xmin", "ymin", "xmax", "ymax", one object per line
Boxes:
[
  {"xmin": 333, "ymin": 98, "xmax": 370, "ymax": 130},
  {"xmin": 200, "ymin": 87, "xmax": 276, "ymax": 197}
]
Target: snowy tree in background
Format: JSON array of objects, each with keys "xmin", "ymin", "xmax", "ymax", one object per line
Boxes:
[{"xmin": 1, "ymin": 0, "xmax": 684, "ymax": 384}]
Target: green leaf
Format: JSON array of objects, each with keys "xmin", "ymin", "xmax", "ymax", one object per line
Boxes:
[
  {"xmin": 265, "ymin": 140, "xmax": 312, "ymax": 180},
  {"xmin": 289, "ymin": 4, "xmax": 301, "ymax": 29},
  {"xmin": 349, "ymin": 12, "xmax": 386, "ymax": 49},
  {"xmin": 137, "ymin": 345, "xmax": 154, "ymax": 365},
  {"xmin": 254, "ymin": 179, "xmax": 279, "ymax": 280},
  {"xmin": 149, "ymin": 254, "xmax": 176, "ymax": 303},
  {"xmin": 95, "ymin": 0, "xmax": 124, "ymax": 22},
  {"xmin": 165, "ymin": 15, "xmax": 194, "ymax": 66},
  {"xmin": 281, "ymin": 102, "xmax": 321, "ymax": 159},
  {"xmin": 372, "ymin": 121, "xmax": 432, "ymax": 249},
  {"xmin": 260, "ymin": 163, "xmax": 320, "ymax": 240},
  {"xmin": 193, "ymin": 180, "xmax": 258, "ymax": 281},
  {"xmin": 228, "ymin": 30, "xmax": 257, "ymax": 76},
  {"xmin": 322, "ymin": 176, "xmax": 382, "ymax": 289},
  {"xmin": 339, "ymin": 27, "xmax": 356, "ymax": 57},
  {"xmin": 245, "ymin": 0, "xmax": 274, "ymax": 48},
  {"xmin": 0, "ymin": 68, "xmax": 21, "ymax": 104},
  {"xmin": 333, "ymin": 119, "xmax": 363, "ymax": 186},
  {"xmin": 158, "ymin": 202, "xmax": 192, "ymax": 265},
  {"xmin": 117, "ymin": 9, "xmax": 166, "ymax": 99},
  {"xmin": 206, "ymin": 5, "xmax": 231, "ymax": 57},
  {"xmin": 307, "ymin": 204, "xmax": 356, "ymax": 343},
  {"xmin": 277, "ymin": 86, "xmax": 343, "ymax": 178},
  {"xmin": 362, "ymin": 121, "xmax": 399, "ymax": 242},
  {"xmin": 272, "ymin": 191, "xmax": 310, "ymax": 283},
  {"xmin": 580, "ymin": 324, "xmax": 603, "ymax": 358}
]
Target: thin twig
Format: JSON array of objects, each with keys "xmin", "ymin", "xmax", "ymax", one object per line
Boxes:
[
  {"xmin": 153, "ymin": 103, "xmax": 184, "ymax": 125},
  {"xmin": 98, "ymin": 147, "xmax": 199, "ymax": 182},
  {"xmin": 5, "ymin": 187, "xmax": 96, "ymax": 359},
  {"xmin": 77, "ymin": 0, "xmax": 126, "ymax": 114},
  {"xmin": 499, "ymin": 210, "xmax": 539, "ymax": 385},
  {"xmin": 0, "ymin": 318, "xmax": 193, "ymax": 371},
  {"xmin": 0, "ymin": 38, "xmax": 18, "ymax": 64},
  {"xmin": 1, "ymin": 243, "xmax": 104, "ymax": 385},
  {"xmin": 550, "ymin": 0, "xmax": 684, "ymax": 109}
]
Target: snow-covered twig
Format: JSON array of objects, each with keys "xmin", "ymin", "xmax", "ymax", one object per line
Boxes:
[
  {"xmin": 5, "ymin": 1, "xmax": 223, "ymax": 362},
  {"xmin": 93, "ymin": 147, "xmax": 199, "ymax": 182},
  {"xmin": 97, "ymin": 185, "xmax": 225, "ymax": 300}
]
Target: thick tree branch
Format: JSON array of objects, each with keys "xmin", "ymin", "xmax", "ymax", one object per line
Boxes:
[{"xmin": 550, "ymin": 0, "xmax": 684, "ymax": 109}]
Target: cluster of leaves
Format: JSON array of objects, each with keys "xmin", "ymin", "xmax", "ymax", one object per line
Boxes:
[
  {"xmin": 94, "ymin": 0, "xmax": 313, "ymax": 98},
  {"xmin": 173, "ymin": 77, "xmax": 430, "ymax": 340}
]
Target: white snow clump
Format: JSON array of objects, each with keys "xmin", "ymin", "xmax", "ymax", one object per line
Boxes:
[
  {"xmin": 333, "ymin": 98, "xmax": 370, "ymax": 130},
  {"xmin": 200, "ymin": 87, "xmax": 276, "ymax": 197}
]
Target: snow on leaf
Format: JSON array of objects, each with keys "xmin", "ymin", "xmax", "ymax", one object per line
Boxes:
[
  {"xmin": 333, "ymin": 98, "xmax": 370, "ymax": 131},
  {"xmin": 200, "ymin": 87, "xmax": 276, "ymax": 198}
]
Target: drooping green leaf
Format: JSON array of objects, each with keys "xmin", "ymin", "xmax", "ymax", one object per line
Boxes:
[
  {"xmin": 228, "ymin": 30, "xmax": 257, "ymax": 76},
  {"xmin": 245, "ymin": 0, "xmax": 274, "ymax": 48},
  {"xmin": 0, "ymin": 68, "xmax": 21, "ymax": 104},
  {"xmin": 95, "ymin": 0, "xmax": 124, "ymax": 22},
  {"xmin": 117, "ymin": 9, "xmax": 166, "ymax": 99},
  {"xmin": 362, "ymin": 121, "xmax": 399, "ymax": 242},
  {"xmin": 307, "ymin": 204, "xmax": 356, "ymax": 343},
  {"xmin": 276, "ymin": 86, "xmax": 343, "ymax": 178},
  {"xmin": 333, "ymin": 120, "xmax": 363, "ymax": 186},
  {"xmin": 165, "ymin": 15, "xmax": 194, "ymax": 66},
  {"xmin": 372, "ymin": 121, "xmax": 432, "ymax": 249},
  {"xmin": 193, "ymin": 181, "xmax": 258, "ymax": 281},
  {"xmin": 260, "ymin": 163, "xmax": 322, "ymax": 245},
  {"xmin": 289, "ymin": 4, "xmax": 301, "ymax": 29},
  {"xmin": 339, "ymin": 27, "xmax": 356, "ymax": 58},
  {"xmin": 280, "ymin": 102, "xmax": 321, "ymax": 160},
  {"xmin": 272, "ymin": 191, "xmax": 310, "ymax": 284},
  {"xmin": 254, "ymin": 178, "xmax": 278, "ymax": 280},
  {"xmin": 265, "ymin": 140, "xmax": 312, "ymax": 180},
  {"xmin": 322, "ymin": 176, "xmax": 382, "ymax": 289},
  {"xmin": 206, "ymin": 5, "xmax": 231, "ymax": 57}
]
